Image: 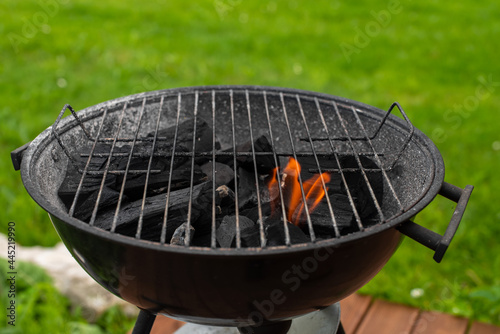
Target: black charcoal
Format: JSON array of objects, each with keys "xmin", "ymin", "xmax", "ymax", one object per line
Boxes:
[
  {"xmin": 264, "ymin": 216, "xmax": 310, "ymax": 246},
  {"xmin": 217, "ymin": 135, "xmax": 275, "ymax": 173},
  {"xmin": 73, "ymin": 186, "xmax": 124, "ymax": 222},
  {"xmin": 151, "ymin": 119, "xmax": 220, "ymax": 156},
  {"xmin": 215, "ymin": 185, "xmax": 236, "ymax": 216},
  {"xmin": 94, "ymin": 182, "xmax": 212, "ymax": 240},
  {"xmin": 238, "ymin": 224, "xmax": 262, "ymax": 248},
  {"xmin": 240, "ymin": 202, "xmax": 272, "ymax": 224},
  {"xmin": 58, "ymin": 160, "xmax": 117, "ymax": 209},
  {"xmin": 200, "ymin": 161, "xmax": 234, "ymax": 187},
  {"xmin": 215, "ymin": 185, "xmax": 235, "ymax": 203},
  {"xmin": 340, "ymin": 155, "xmax": 383, "ymax": 223},
  {"xmin": 307, "ymin": 194, "xmax": 356, "ymax": 237},
  {"xmin": 170, "ymin": 222, "xmax": 195, "ymax": 246},
  {"xmin": 118, "ymin": 160, "xmax": 207, "ymax": 200},
  {"xmin": 216, "ymin": 215, "xmax": 254, "ymax": 248},
  {"xmin": 237, "ymin": 168, "xmax": 277, "ymax": 209},
  {"xmin": 190, "ymin": 232, "xmax": 214, "ymax": 247}
]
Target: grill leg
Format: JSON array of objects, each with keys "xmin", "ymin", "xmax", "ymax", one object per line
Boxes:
[
  {"xmin": 336, "ymin": 321, "xmax": 346, "ymax": 334},
  {"xmin": 132, "ymin": 309, "xmax": 156, "ymax": 334}
]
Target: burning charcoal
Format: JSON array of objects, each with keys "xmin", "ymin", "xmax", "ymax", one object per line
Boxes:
[
  {"xmin": 264, "ymin": 216, "xmax": 310, "ymax": 246},
  {"xmin": 200, "ymin": 161, "xmax": 234, "ymax": 187},
  {"xmin": 267, "ymin": 170, "xmax": 281, "ymax": 205},
  {"xmin": 306, "ymin": 194, "xmax": 357, "ymax": 237},
  {"xmin": 290, "ymin": 191, "xmax": 354, "ymax": 224},
  {"xmin": 294, "ymin": 155, "xmax": 339, "ymax": 184},
  {"xmin": 217, "ymin": 135, "xmax": 275, "ymax": 173},
  {"xmin": 73, "ymin": 186, "xmax": 125, "ymax": 222},
  {"xmin": 216, "ymin": 215, "xmax": 254, "ymax": 248},
  {"xmin": 279, "ymin": 158, "xmax": 303, "ymax": 217},
  {"xmin": 170, "ymin": 222, "xmax": 195, "ymax": 246},
  {"xmin": 237, "ymin": 168, "xmax": 278, "ymax": 209},
  {"xmin": 282, "ymin": 154, "xmax": 384, "ymax": 236}
]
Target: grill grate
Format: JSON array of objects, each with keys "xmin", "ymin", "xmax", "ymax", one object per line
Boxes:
[{"xmin": 52, "ymin": 88, "xmax": 415, "ymax": 249}]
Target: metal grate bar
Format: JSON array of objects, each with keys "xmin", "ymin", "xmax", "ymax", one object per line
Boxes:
[
  {"xmin": 83, "ymin": 169, "xmax": 162, "ymax": 175},
  {"xmin": 85, "ymin": 137, "xmax": 172, "ymax": 143},
  {"xmin": 280, "ymin": 92, "xmax": 316, "ymax": 242},
  {"xmin": 89, "ymin": 102, "xmax": 128, "ymax": 227},
  {"xmin": 351, "ymin": 106, "xmax": 404, "ymax": 212},
  {"xmin": 314, "ymin": 98, "xmax": 364, "ymax": 231},
  {"xmin": 77, "ymin": 166, "xmax": 381, "ymax": 175},
  {"xmin": 82, "ymin": 151, "xmax": 382, "ymax": 157},
  {"xmin": 333, "ymin": 101, "xmax": 385, "ymax": 227},
  {"xmin": 296, "ymin": 95, "xmax": 340, "ymax": 238},
  {"xmin": 263, "ymin": 91, "xmax": 291, "ymax": 246},
  {"xmin": 79, "ymin": 150, "xmax": 382, "ymax": 159},
  {"xmin": 137, "ymin": 97, "xmax": 164, "ymax": 238},
  {"xmin": 245, "ymin": 90, "xmax": 267, "ymax": 248},
  {"xmin": 184, "ymin": 91, "xmax": 199, "ymax": 246},
  {"xmin": 111, "ymin": 98, "xmax": 147, "ymax": 234},
  {"xmin": 229, "ymin": 89, "xmax": 242, "ymax": 248},
  {"xmin": 160, "ymin": 93, "xmax": 183, "ymax": 244},
  {"xmin": 211, "ymin": 90, "xmax": 217, "ymax": 249},
  {"xmin": 68, "ymin": 107, "xmax": 109, "ymax": 217}
]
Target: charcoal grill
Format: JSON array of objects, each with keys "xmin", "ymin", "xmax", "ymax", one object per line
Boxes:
[{"xmin": 12, "ymin": 86, "xmax": 473, "ymax": 334}]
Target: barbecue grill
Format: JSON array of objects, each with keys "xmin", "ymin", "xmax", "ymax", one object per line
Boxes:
[{"xmin": 12, "ymin": 86, "xmax": 473, "ymax": 334}]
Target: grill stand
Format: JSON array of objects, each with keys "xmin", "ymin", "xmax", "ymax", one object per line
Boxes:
[
  {"xmin": 238, "ymin": 321, "xmax": 292, "ymax": 334},
  {"xmin": 132, "ymin": 303, "xmax": 343, "ymax": 334}
]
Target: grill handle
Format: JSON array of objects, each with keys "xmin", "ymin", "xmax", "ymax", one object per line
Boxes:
[
  {"xmin": 397, "ymin": 182, "xmax": 474, "ymax": 263},
  {"xmin": 12, "ymin": 105, "xmax": 88, "ymax": 172},
  {"xmin": 12, "ymin": 142, "xmax": 31, "ymax": 171}
]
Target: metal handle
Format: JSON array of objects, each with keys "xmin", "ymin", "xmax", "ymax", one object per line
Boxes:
[
  {"xmin": 12, "ymin": 142, "xmax": 31, "ymax": 171},
  {"xmin": 12, "ymin": 104, "xmax": 90, "ymax": 172},
  {"xmin": 397, "ymin": 182, "xmax": 474, "ymax": 263}
]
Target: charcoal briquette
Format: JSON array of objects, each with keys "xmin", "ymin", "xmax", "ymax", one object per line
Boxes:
[
  {"xmin": 170, "ymin": 222, "xmax": 195, "ymax": 246},
  {"xmin": 216, "ymin": 215, "xmax": 254, "ymax": 248}
]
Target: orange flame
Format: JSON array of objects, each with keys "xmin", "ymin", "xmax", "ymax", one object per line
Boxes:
[
  {"xmin": 268, "ymin": 167, "xmax": 279, "ymax": 215},
  {"xmin": 282, "ymin": 158, "xmax": 302, "ymax": 223},
  {"xmin": 268, "ymin": 158, "xmax": 330, "ymax": 226}
]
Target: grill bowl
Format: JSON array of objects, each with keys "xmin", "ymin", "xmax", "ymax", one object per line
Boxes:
[{"xmin": 17, "ymin": 86, "xmax": 454, "ymax": 326}]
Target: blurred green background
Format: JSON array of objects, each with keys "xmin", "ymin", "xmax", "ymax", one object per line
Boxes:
[{"xmin": 1, "ymin": 0, "xmax": 499, "ymax": 332}]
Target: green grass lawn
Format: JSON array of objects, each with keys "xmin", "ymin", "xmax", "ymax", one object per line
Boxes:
[
  {"xmin": 1, "ymin": 0, "xmax": 499, "ymax": 331},
  {"xmin": 0, "ymin": 259, "xmax": 135, "ymax": 333}
]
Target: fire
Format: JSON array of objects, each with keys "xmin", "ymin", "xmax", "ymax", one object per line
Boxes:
[
  {"xmin": 268, "ymin": 158, "xmax": 331, "ymax": 226},
  {"xmin": 267, "ymin": 167, "xmax": 280, "ymax": 215}
]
